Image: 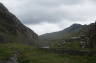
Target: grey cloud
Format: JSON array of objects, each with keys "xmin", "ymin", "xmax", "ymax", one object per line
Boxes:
[
  {"xmin": 1, "ymin": 0, "xmax": 96, "ymax": 25},
  {"xmin": 10, "ymin": 0, "xmax": 83, "ymax": 24},
  {"xmin": 35, "ymin": 0, "xmax": 83, "ymax": 6}
]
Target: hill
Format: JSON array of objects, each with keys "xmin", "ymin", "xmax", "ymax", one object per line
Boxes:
[
  {"xmin": 0, "ymin": 3, "xmax": 38, "ymax": 45},
  {"xmin": 39, "ymin": 23, "xmax": 88, "ymax": 47},
  {"xmin": 40, "ymin": 24, "xmax": 87, "ymax": 39}
]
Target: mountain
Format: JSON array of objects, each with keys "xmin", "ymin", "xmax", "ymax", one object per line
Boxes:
[
  {"xmin": 39, "ymin": 23, "xmax": 88, "ymax": 46},
  {"xmin": 40, "ymin": 24, "xmax": 86, "ymax": 39},
  {"xmin": 0, "ymin": 3, "xmax": 38, "ymax": 45}
]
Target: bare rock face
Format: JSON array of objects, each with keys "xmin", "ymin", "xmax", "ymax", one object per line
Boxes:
[{"xmin": 0, "ymin": 3, "xmax": 38, "ymax": 45}]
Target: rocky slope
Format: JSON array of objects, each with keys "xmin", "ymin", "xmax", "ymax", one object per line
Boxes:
[{"xmin": 0, "ymin": 3, "xmax": 38, "ymax": 45}]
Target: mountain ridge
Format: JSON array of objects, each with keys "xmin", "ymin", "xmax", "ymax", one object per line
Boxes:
[
  {"xmin": 40, "ymin": 23, "xmax": 87, "ymax": 39},
  {"xmin": 39, "ymin": 23, "xmax": 88, "ymax": 46}
]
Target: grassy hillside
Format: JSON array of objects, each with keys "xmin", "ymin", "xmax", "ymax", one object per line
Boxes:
[
  {"xmin": 40, "ymin": 24, "xmax": 88, "ymax": 39},
  {"xmin": 0, "ymin": 43, "xmax": 96, "ymax": 63},
  {"xmin": 39, "ymin": 24, "xmax": 88, "ymax": 47}
]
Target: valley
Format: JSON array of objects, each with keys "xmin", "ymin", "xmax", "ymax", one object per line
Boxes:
[{"xmin": 0, "ymin": 2, "xmax": 96, "ymax": 63}]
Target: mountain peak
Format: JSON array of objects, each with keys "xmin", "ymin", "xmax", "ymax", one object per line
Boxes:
[{"xmin": 71, "ymin": 23, "xmax": 82, "ymax": 27}]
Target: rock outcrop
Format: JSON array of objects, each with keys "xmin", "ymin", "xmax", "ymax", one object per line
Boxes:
[{"xmin": 0, "ymin": 3, "xmax": 38, "ymax": 45}]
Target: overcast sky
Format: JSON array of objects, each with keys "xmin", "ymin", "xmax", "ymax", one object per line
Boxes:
[{"xmin": 0, "ymin": 0, "xmax": 96, "ymax": 35}]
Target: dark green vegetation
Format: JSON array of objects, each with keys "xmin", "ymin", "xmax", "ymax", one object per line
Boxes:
[
  {"xmin": 87, "ymin": 22, "xmax": 96, "ymax": 48},
  {"xmin": 0, "ymin": 43, "xmax": 96, "ymax": 63}
]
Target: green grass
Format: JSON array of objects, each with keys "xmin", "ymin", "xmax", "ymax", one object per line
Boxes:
[
  {"xmin": 50, "ymin": 41, "xmax": 92, "ymax": 50},
  {"xmin": 0, "ymin": 43, "xmax": 96, "ymax": 63}
]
